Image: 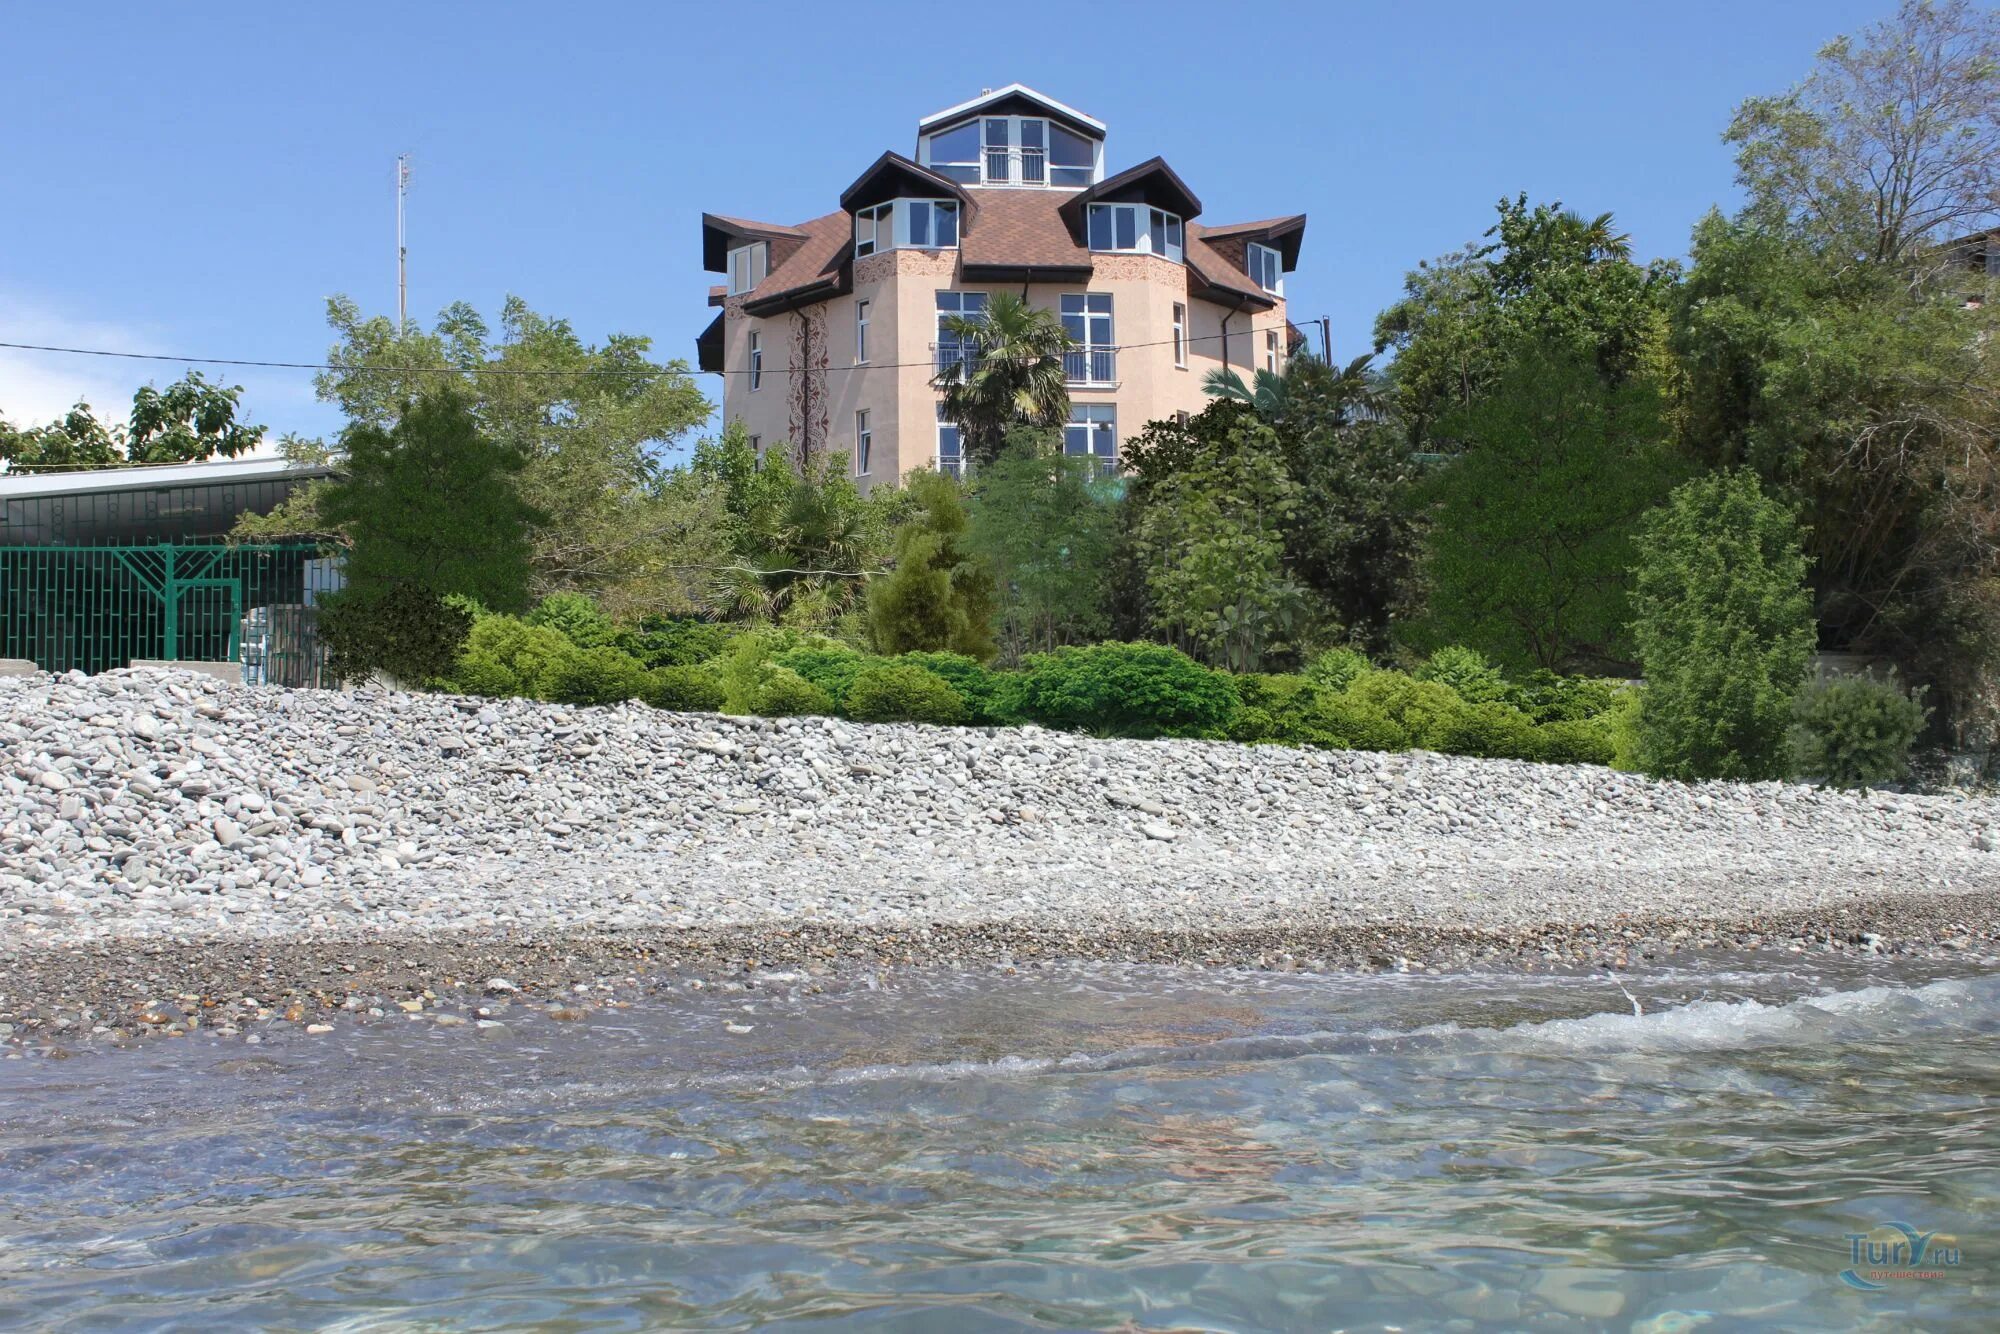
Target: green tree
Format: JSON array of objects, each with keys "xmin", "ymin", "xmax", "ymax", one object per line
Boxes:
[
  {"xmin": 933, "ymin": 291, "xmax": 1075, "ymax": 469},
  {"xmin": 317, "ymin": 389, "xmax": 540, "ymax": 682},
  {"xmin": 314, "ymin": 295, "xmax": 712, "ymax": 608},
  {"xmin": 966, "ymin": 427, "xmax": 1115, "ymax": 659},
  {"xmin": 2, "ymin": 372, "xmax": 263, "ymax": 470},
  {"xmin": 1724, "ymin": 0, "xmax": 2000, "ymax": 264},
  {"xmin": 1409, "ymin": 351, "xmax": 1682, "ymax": 674},
  {"xmin": 1630, "ymin": 470, "xmax": 1818, "ymax": 781},
  {"xmin": 1137, "ymin": 418, "xmax": 1306, "ymax": 672},
  {"xmin": 866, "ymin": 471, "xmax": 998, "ymax": 659}
]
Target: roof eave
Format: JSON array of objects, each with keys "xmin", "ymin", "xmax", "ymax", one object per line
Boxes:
[{"xmin": 918, "ymin": 83, "xmax": 1106, "ymax": 135}]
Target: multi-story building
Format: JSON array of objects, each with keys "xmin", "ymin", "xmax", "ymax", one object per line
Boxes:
[{"xmin": 697, "ymin": 84, "xmax": 1305, "ymax": 489}]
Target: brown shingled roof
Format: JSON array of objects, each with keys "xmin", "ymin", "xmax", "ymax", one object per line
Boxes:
[
  {"xmin": 958, "ymin": 190, "xmax": 1091, "ymax": 278},
  {"xmin": 739, "ymin": 209, "xmax": 853, "ymax": 315},
  {"xmin": 1185, "ymin": 223, "xmax": 1275, "ymax": 308}
]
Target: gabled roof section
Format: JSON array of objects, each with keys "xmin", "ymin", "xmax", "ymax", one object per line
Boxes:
[
  {"xmin": 839, "ymin": 151, "xmax": 974, "ymax": 214},
  {"xmin": 917, "ymin": 83, "xmax": 1105, "ymax": 138},
  {"xmin": 1199, "ymin": 214, "xmax": 1307, "ymax": 269},
  {"xmin": 695, "ymin": 311, "xmax": 724, "ymax": 374},
  {"xmin": 738, "ymin": 210, "xmax": 854, "ymax": 316},
  {"xmin": 1184, "ymin": 223, "xmax": 1276, "ymax": 309},
  {"xmin": 1060, "ymin": 156, "xmax": 1202, "ymax": 229},
  {"xmin": 958, "ymin": 190, "xmax": 1093, "ymax": 282},
  {"xmin": 702, "ymin": 213, "xmax": 811, "ymax": 273}
]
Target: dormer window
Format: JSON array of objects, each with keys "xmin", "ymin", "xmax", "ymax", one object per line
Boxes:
[
  {"xmin": 855, "ymin": 199, "xmax": 960, "ymax": 257},
  {"xmin": 1085, "ymin": 204, "xmax": 1183, "ymax": 262},
  {"xmin": 1247, "ymin": 241, "xmax": 1284, "ymax": 294},
  {"xmin": 921, "ymin": 115, "xmax": 1099, "ymax": 188},
  {"xmin": 727, "ymin": 241, "xmax": 769, "ymax": 295}
]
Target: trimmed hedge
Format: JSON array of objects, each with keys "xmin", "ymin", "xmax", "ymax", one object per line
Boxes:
[
  {"xmin": 641, "ymin": 664, "xmax": 725, "ymax": 712},
  {"xmin": 1010, "ymin": 642, "xmax": 1240, "ymax": 739},
  {"xmin": 846, "ymin": 663, "xmax": 967, "ymax": 724}
]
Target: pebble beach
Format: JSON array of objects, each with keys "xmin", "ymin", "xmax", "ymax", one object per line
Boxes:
[{"xmin": 3, "ymin": 666, "xmax": 1998, "ymax": 1043}]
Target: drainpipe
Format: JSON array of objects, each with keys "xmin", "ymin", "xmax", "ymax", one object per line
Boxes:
[{"xmin": 1217, "ymin": 293, "xmax": 1252, "ymax": 373}]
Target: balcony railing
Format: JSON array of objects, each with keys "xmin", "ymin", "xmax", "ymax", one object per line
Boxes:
[{"xmin": 1064, "ymin": 347, "xmax": 1117, "ymax": 385}]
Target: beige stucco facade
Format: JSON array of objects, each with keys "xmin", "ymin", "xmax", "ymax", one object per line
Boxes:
[{"xmin": 718, "ymin": 249, "xmax": 1290, "ymax": 492}]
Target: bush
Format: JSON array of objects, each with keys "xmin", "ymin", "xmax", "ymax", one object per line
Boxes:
[
  {"xmin": 1310, "ymin": 692, "xmax": 1413, "ymax": 752},
  {"xmin": 897, "ymin": 651, "xmax": 1007, "ymax": 724},
  {"xmin": 1791, "ymin": 673, "xmax": 1929, "ymax": 789},
  {"xmin": 1304, "ymin": 647, "xmax": 1371, "ymax": 692},
  {"xmin": 772, "ymin": 644, "xmax": 875, "ymax": 712},
  {"xmin": 1432, "ymin": 700, "xmax": 1539, "ymax": 759},
  {"xmin": 1344, "ymin": 670, "xmax": 1468, "ymax": 750},
  {"xmin": 752, "ymin": 666, "xmax": 835, "ymax": 717},
  {"xmin": 1631, "ymin": 471, "xmax": 1816, "ymax": 781},
  {"xmin": 540, "ymin": 644, "xmax": 647, "ymax": 706},
  {"xmin": 319, "ymin": 582, "xmax": 474, "ymax": 687},
  {"xmin": 1417, "ymin": 646, "xmax": 1508, "ymax": 704},
  {"xmin": 451, "ymin": 614, "xmax": 579, "ymax": 698},
  {"xmin": 641, "ymin": 664, "xmax": 725, "ymax": 713},
  {"xmin": 845, "ymin": 663, "xmax": 967, "ymax": 725},
  {"xmin": 614, "ymin": 616, "xmax": 732, "ymax": 669},
  {"xmin": 1532, "ymin": 716, "xmax": 1617, "ymax": 766},
  {"xmin": 1011, "ymin": 642, "xmax": 1240, "ymax": 739},
  {"xmin": 527, "ymin": 592, "xmax": 616, "ymax": 649},
  {"xmin": 1507, "ymin": 670, "xmax": 1625, "ymax": 724}
]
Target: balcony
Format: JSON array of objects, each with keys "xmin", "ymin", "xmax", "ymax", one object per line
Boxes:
[{"xmin": 1064, "ymin": 347, "xmax": 1117, "ymax": 386}]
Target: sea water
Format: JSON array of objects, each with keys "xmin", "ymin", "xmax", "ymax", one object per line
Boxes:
[{"xmin": 1, "ymin": 957, "xmax": 1996, "ymax": 1330}]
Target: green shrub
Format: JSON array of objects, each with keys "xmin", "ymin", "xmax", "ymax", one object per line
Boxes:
[
  {"xmin": 1631, "ymin": 471, "xmax": 1816, "ymax": 781},
  {"xmin": 1417, "ymin": 646, "xmax": 1508, "ymax": 704},
  {"xmin": 1433, "ymin": 700, "xmax": 1539, "ymax": 759},
  {"xmin": 1531, "ymin": 716, "xmax": 1617, "ymax": 766},
  {"xmin": 540, "ymin": 644, "xmax": 647, "ymax": 706},
  {"xmin": 897, "ymin": 651, "xmax": 1007, "ymax": 724},
  {"xmin": 1507, "ymin": 670, "xmax": 1626, "ymax": 724},
  {"xmin": 845, "ymin": 663, "xmax": 967, "ymax": 725},
  {"xmin": 1310, "ymin": 693, "xmax": 1413, "ymax": 751},
  {"xmin": 1304, "ymin": 647, "xmax": 1371, "ymax": 692},
  {"xmin": 1011, "ymin": 642, "xmax": 1240, "ymax": 739},
  {"xmin": 641, "ymin": 664, "xmax": 725, "ymax": 712},
  {"xmin": 1791, "ymin": 673, "xmax": 1929, "ymax": 789},
  {"xmin": 614, "ymin": 616, "xmax": 732, "ymax": 669},
  {"xmin": 1344, "ymin": 670, "xmax": 1468, "ymax": 750},
  {"xmin": 1605, "ymin": 687, "xmax": 1647, "ymax": 771},
  {"xmin": 527, "ymin": 592, "xmax": 616, "ymax": 649},
  {"xmin": 319, "ymin": 583, "xmax": 474, "ymax": 688},
  {"xmin": 452, "ymin": 614, "xmax": 579, "ymax": 698},
  {"xmin": 752, "ymin": 666, "xmax": 835, "ymax": 717},
  {"xmin": 772, "ymin": 644, "xmax": 875, "ymax": 711}
]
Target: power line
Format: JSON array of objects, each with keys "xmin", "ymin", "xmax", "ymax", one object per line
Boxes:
[{"xmin": 0, "ymin": 316, "xmax": 1322, "ymax": 382}]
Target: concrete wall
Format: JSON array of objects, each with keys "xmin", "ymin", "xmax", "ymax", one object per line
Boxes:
[{"xmin": 717, "ymin": 250, "xmax": 1288, "ymax": 490}]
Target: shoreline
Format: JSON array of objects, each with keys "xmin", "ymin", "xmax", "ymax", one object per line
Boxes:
[{"xmin": 4, "ymin": 887, "xmax": 1996, "ymax": 1048}]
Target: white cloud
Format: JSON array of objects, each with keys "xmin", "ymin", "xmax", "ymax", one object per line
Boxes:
[{"xmin": 0, "ymin": 289, "xmax": 330, "ymax": 455}]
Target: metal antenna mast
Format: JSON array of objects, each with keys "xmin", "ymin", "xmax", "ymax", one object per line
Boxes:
[{"xmin": 396, "ymin": 154, "xmax": 411, "ymax": 328}]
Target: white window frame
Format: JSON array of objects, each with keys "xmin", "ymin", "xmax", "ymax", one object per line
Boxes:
[
  {"xmin": 1064, "ymin": 404, "xmax": 1118, "ymax": 477},
  {"xmin": 855, "ymin": 409, "xmax": 873, "ymax": 477},
  {"xmin": 936, "ymin": 406, "xmax": 965, "ymax": 479},
  {"xmin": 726, "ymin": 241, "xmax": 768, "ymax": 296},
  {"xmin": 854, "ymin": 298, "xmax": 870, "ymax": 364},
  {"xmin": 935, "ymin": 290, "xmax": 988, "ymax": 381},
  {"xmin": 1172, "ymin": 302, "xmax": 1188, "ymax": 368},
  {"xmin": 1060, "ymin": 293, "xmax": 1115, "ymax": 386},
  {"xmin": 855, "ymin": 199, "xmax": 959, "ymax": 258},
  {"xmin": 1266, "ymin": 329, "xmax": 1280, "ymax": 374},
  {"xmin": 1084, "ymin": 204, "xmax": 1183, "ymax": 262},
  {"xmin": 747, "ymin": 330, "xmax": 762, "ymax": 391},
  {"xmin": 1247, "ymin": 241, "xmax": 1284, "ymax": 294},
  {"xmin": 920, "ymin": 115, "xmax": 1101, "ymax": 188},
  {"xmin": 854, "ymin": 203, "xmax": 890, "ymax": 259},
  {"xmin": 749, "ymin": 434, "xmax": 762, "ymax": 470}
]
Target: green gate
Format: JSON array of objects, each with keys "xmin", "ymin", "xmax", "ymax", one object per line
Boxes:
[{"xmin": 0, "ymin": 541, "xmax": 323, "ymax": 675}]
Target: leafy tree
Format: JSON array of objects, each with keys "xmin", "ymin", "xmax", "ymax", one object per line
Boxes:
[
  {"xmin": 1137, "ymin": 418, "xmax": 1305, "ymax": 672},
  {"xmin": 866, "ymin": 471, "xmax": 998, "ymax": 659},
  {"xmin": 932, "ymin": 291, "xmax": 1074, "ymax": 469},
  {"xmin": 314, "ymin": 295, "xmax": 712, "ymax": 608},
  {"xmin": 966, "ymin": 427, "xmax": 1115, "ymax": 659},
  {"xmin": 2, "ymin": 373, "xmax": 263, "ymax": 470},
  {"xmin": 1725, "ymin": 0, "xmax": 2000, "ymax": 265},
  {"xmin": 1630, "ymin": 471, "xmax": 1818, "ymax": 781},
  {"xmin": 1410, "ymin": 351, "xmax": 1682, "ymax": 673},
  {"xmin": 1673, "ymin": 210, "xmax": 2000, "ymax": 715},
  {"xmin": 1374, "ymin": 196, "xmax": 1675, "ymax": 446},
  {"xmin": 317, "ymin": 389, "xmax": 540, "ymax": 681}
]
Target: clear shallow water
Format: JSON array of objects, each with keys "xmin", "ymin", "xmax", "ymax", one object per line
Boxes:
[{"xmin": 2, "ymin": 959, "xmax": 1997, "ymax": 1331}]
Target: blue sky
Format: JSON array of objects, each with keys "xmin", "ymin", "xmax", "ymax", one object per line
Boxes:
[{"xmin": 1, "ymin": 0, "xmax": 1893, "ymax": 453}]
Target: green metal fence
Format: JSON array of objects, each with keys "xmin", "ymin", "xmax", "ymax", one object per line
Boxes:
[{"xmin": 0, "ymin": 541, "xmax": 326, "ymax": 676}]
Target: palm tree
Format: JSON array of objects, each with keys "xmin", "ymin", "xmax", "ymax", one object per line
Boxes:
[
  {"xmin": 933, "ymin": 291, "xmax": 1074, "ymax": 470},
  {"xmin": 1203, "ymin": 352, "xmax": 1382, "ymax": 427},
  {"xmin": 1202, "ymin": 366, "xmax": 1292, "ymax": 418}
]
